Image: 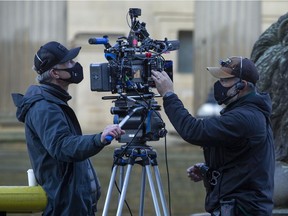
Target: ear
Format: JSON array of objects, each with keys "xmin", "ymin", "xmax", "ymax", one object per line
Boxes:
[
  {"xmin": 236, "ymin": 81, "xmax": 246, "ymax": 90},
  {"xmin": 50, "ymin": 69, "xmax": 60, "ymax": 79}
]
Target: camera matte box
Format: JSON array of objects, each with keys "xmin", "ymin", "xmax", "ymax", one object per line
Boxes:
[{"xmin": 90, "ymin": 63, "xmax": 111, "ymax": 91}]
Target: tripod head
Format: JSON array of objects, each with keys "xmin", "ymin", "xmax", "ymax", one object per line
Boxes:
[{"xmin": 103, "ymin": 91, "xmax": 166, "ymax": 146}]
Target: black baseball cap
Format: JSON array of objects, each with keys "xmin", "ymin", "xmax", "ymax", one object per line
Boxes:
[
  {"xmin": 206, "ymin": 56, "xmax": 259, "ymax": 84},
  {"xmin": 34, "ymin": 41, "xmax": 81, "ymax": 74}
]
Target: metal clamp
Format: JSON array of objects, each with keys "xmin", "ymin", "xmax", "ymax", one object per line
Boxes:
[{"xmin": 209, "ymin": 170, "xmax": 220, "ymax": 186}]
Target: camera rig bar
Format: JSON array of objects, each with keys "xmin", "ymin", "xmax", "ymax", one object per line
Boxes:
[{"xmin": 105, "ymin": 106, "xmax": 145, "ymax": 143}]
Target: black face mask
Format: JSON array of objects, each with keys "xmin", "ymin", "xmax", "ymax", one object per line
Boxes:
[
  {"xmin": 59, "ymin": 62, "xmax": 84, "ymax": 84},
  {"xmin": 214, "ymin": 80, "xmax": 240, "ymax": 105}
]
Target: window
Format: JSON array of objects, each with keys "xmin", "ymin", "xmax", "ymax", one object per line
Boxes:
[{"xmin": 178, "ymin": 31, "xmax": 193, "ymax": 73}]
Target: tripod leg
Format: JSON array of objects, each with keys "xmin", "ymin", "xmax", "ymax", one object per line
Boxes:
[
  {"xmin": 118, "ymin": 165, "xmax": 125, "ymax": 201},
  {"xmin": 102, "ymin": 165, "xmax": 118, "ymax": 216},
  {"xmin": 116, "ymin": 164, "xmax": 133, "ymax": 216},
  {"xmin": 139, "ymin": 166, "xmax": 147, "ymax": 216},
  {"xmin": 145, "ymin": 165, "xmax": 161, "ymax": 216},
  {"xmin": 153, "ymin": 165, "xmax": 169, "ymax": 216}
]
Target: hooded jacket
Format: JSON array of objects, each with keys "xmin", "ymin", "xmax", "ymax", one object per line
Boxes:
[
  {"xmin": 12, "ymin": 83, "xmax": 106, "ymax": 216},
  {"xmin": 163, "ymin": 91, "xmax": 275, "ymax": 215}
]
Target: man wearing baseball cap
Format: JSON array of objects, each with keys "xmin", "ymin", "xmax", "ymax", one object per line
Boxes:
[
  {"xmin": 151, "ymin": 56, "xmax": 274, "ymax": 215},
  {"xmin": 12, "ymin": 41, "xmax": 125, "ymax": 215},
  {"xmin": 33, "ymin": 41, "xmax": 84, "ymax": 87},
  {"xmin": 207, "ymin": 56, "xmax": 260, "ymax": 105}
]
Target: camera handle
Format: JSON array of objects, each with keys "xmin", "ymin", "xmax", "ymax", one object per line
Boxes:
[{"xmin": 105, "ymin": 106, "xmax": 145, "ymax": 143}]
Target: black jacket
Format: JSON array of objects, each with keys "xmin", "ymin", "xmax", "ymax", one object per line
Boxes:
[
  {"xmin": 163, "ymin": 92, "xmax": 275, "ymax": 215},
  {"xmin": 12, "ymin": 83, "xmax": 106, "ymax": 216}
]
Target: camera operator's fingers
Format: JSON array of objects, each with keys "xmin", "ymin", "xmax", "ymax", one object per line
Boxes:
[
  {"xmin": 188, "ymin": 172, "xmax": 203, "ymax": 182},
  {"xmin": 151, "ymin": 70, "xmax": 174, "ymax": 96},
  {"xmin": 186, "ymin": 165, "xmax": 194, "ymax": 174},
  {"xmin": 101, "ymin": 124, "xmax": 125, "ymax": 143},
  {"xmin": 161, "ymin": 70, "xmax": 171, "ymax": 80},
  {"xmin": 117, "ymin": 128, "xmax": 126, "ymax": 138},
  {"xmin": 151, "ymin": 70, "xmax": 160, "ymax": 81},
  {"xmin": 152, "ymin": 70, "xmax": 170, "ymax": 81},
  {"xmin": 151, "ymin": 70, "xmax": 162, "ymax": 94},
  {"xmin": 109, "ymin": 125, "xmax": 125, "ymax": 138},
  {"xmin": 187, "ymin": 165, "xmax": 203, "ymax": 182}
]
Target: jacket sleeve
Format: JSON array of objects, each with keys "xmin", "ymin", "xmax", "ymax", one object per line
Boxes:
[
  {"xmin": 163, "ymin": 94, "xmax": 260, "ymax": 147},
  {"xmin": 26, "ymin": 100, "xmax": 106, "ymax": 162}
]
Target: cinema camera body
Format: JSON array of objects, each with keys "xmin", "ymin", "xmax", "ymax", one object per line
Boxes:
[{"xmin": 89, "ymin": 8, "xmax": 180, "ymax": 145}]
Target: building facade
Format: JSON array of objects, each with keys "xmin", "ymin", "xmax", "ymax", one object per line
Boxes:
[{"xmin": 0, "ymin": 1, "xmax": 287, "ymax": 135}]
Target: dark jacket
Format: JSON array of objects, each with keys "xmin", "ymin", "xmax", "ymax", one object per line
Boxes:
[
  {"xmin": 163, "ymin": 92, "xmax": 275, "ymax": 215},
  {"xmin": 12, "ymin": 83, "xmax": 107, "ymax": 216}
]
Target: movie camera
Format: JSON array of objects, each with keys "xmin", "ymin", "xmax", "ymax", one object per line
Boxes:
[{"xmin": 88, "ymin": 8, "xmax": 179, "ymax": 145}]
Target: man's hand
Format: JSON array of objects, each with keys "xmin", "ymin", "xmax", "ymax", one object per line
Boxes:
[
  {"xmin": 101, "ymin": 124, "xmax": 125, "ymax": 144},
  {"xmin": 151, "ymin": 70, "xmax": 174, "ymax": 96},
  {"xmin": 186, "ymin": 163, "xmax": 204, "ymax": 182}
]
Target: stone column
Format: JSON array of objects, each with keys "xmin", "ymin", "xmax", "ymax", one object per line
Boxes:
[
  {"xmin": 0, "ymin": 1, "xmax": 67, "ymax": 137},
  {"xmin": 193, "ymin": 1, "xmax": 261, "ymax": 112}
]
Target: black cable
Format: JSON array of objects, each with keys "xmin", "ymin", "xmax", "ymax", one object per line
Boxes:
[
  {"xmin": 164, "ymin": 134, "xmax": 172, "ymax": 216},
  {"xmin": 114, "ymin": 178, "xmax": 133, "ymax": 215}
]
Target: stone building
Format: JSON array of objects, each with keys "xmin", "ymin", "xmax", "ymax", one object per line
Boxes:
[{"xmin": 0, "ymin": 1, "xmax": 287, "ymax": 136}]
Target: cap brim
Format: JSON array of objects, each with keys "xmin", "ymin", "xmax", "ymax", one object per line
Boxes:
[
  {"xmin": 206, "ymin": 67, "xmax": 235, "ymax": 79},
  {"xmin": 59, "ymin": 47, "xmax": 81, "ymax": 63}
]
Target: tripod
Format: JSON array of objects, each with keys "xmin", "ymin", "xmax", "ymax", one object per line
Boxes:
[{"xmin": 102, "ymin": 144, "xmax": 169, "ymax": 216}]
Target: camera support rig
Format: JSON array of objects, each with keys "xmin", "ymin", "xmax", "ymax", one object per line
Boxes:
[
  {"xmin": 101, "ymin": 93, "xmax": 169, "ymax": 215},
  {"xmin": 88, "ymin": 8, "xmax": 176, "ymax": 215}
]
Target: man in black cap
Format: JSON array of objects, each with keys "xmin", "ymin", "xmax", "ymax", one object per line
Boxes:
[
  {"xmin": 151, "ymin": 56, "xmax": 275, "ymax": 215},
  {"xmin": 12, "ymin": 41, "xmax": 125, "ymax": 216}
]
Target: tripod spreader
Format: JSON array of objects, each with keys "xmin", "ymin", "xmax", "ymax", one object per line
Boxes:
[{"xmin": 113, "ymin": 145, "xmax": 158, "ymax": 167}]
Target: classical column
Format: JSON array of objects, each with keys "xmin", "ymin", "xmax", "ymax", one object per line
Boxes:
[
  {"xmin": 193, "ymin": 1, "xmax": 261, "ymax": 112},
  {"xmin": 0, "ymin": 1, "xmax": 66, "ymax": 130}
]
